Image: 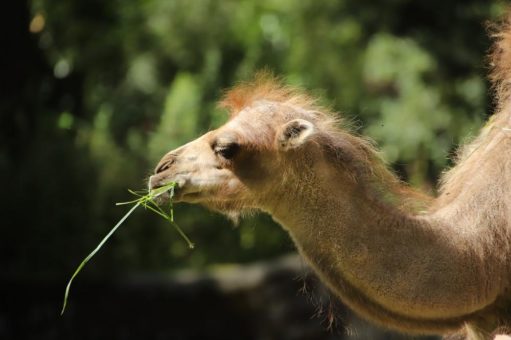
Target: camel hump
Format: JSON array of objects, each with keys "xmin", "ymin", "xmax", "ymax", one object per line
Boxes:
[{"xmin": 489, "ymin": 8, "xmax": 511, "ymax": 110}]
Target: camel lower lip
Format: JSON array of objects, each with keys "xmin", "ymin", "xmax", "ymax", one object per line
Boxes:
[
  {"xmin": 155, "ymin": 186, "xmax": 201, "ymax": 203},
  {"xmin": 174, "ymin": 190, "xmax": 203, "ymax": 203}
]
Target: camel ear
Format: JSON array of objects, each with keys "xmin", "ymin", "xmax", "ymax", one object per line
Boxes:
[{"xmin": 277, "ymin": 119, "xmax": 315, "ymax": 151}]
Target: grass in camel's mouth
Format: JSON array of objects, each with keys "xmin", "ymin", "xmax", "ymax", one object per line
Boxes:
[{"xmin": 60, "ymin": 182, "xmax": 194, "ymax": 315}]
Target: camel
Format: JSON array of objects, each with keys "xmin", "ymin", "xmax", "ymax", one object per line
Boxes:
[{"xmin": 148, "ymin": 13, "xmax": 511, "ymax": 340}]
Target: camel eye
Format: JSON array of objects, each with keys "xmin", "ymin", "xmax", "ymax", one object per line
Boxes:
[{"xmin": 215, "ymin": 143, "xmax": 239, "ymax": 160}]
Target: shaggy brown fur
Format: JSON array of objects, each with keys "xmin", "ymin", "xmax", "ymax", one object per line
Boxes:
[
  {"xmin": 489, "ymin": 10, "xmax": 511, "ymax": 110},
  {"xmin": 149, "ymin": 11, "xmax": 511, "ymax": 340}
]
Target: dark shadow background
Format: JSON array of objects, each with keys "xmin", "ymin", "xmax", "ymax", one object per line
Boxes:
[{"xmin": 0, "ymin": 1, "xmax": 504, "ymax": 339}]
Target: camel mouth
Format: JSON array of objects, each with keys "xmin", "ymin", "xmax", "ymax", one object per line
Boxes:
[
  {"xmin": 151, "ymin": 183, "xmax": 204, "ymax": 205},
  {"xmin": 174, "ymin": 188, "xmax": 207, "ymax": 202},
  {"xmin": 149, "ymin": 186, "xmax": 174, "ymax": 204},
  {"xmin": 147, "ymin": 178, "xmax": 179, "ymax": 201}
]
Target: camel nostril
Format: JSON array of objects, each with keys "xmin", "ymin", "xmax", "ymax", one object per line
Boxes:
[
  {"xmin": 155, "ymin": 153, "xmax": 179, "ymax": 174},
  {"xmin": 155, "ymin": 161, "xmax": 172, "ymax": 174},
  {"xmin": 155, "ymin": 157, "xmax": 177, "ymax": 175}
]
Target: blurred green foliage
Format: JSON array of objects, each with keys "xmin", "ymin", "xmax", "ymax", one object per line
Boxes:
[{"xmin": 2, "ymin": 0, "xmax": 505, "ymax": 280}]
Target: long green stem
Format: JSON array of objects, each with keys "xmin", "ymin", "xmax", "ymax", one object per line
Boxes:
[
  {"xmin": 60, "ymin": 202, "xmax": 141, "ymax": 315},
  {"xmin": 61, "ymin": 182, "xmax": 193, "ymax": 315}
]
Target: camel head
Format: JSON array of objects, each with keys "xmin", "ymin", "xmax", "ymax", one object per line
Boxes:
[{"xmin": 148, "ymin": 77, "xmax": 345, "ymax": 217}]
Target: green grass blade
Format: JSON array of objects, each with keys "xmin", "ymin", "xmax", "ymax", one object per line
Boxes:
[
  {"xmin": 127, "ymin": 189, "xmax": 145, "ymax": 197},
  {"xmin": 61, "ymin": 181, "xmax": 192, "ymax": 315},
  {"xmin": 115, "ymin": 198, "xmax": 143, "ymax": 206},
  {"xmin": 168, "ymin": 186, "xmax": 174, "ymax": 222},
  {"xmin": 140, "ymin": 199, "xmax": 194, "ymax": 249},
  {"xmin": 60, "ymin": 201, "xmax": 141, "ymax": 315},
  {"xmin": 141, "ymin": 201, "xmax": 170, "ymax": 220},
  {"xmin": 168, "ymin": 220, "xmax": 195, "ymax": 249}
]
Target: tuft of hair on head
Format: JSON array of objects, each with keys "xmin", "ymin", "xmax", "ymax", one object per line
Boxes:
[
  {"xmin": 488, "ymin": 7, "xmax": 511, "ymax": 109},
  {"xmin": 218, "ymin": 71, "xmax": 318, "ymax": 117}
]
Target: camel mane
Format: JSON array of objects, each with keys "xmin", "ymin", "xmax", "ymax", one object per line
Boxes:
[
  {"xmin": 489, "ymin": 10, "xmax": 511, "ymax": 109},
  {"xmin": 434, "ymin": 13, "xmax": 511, "ymax": 210}
]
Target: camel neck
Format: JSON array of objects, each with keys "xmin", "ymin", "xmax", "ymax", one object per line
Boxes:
[{"xmin": 265, "ymin": 168, "xmax": 506, "ymax": 333}]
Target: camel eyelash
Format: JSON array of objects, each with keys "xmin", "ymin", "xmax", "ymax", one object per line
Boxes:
[{"xmin": 214, "ymin": 142, "xmax": 240, "ymax": 159}]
